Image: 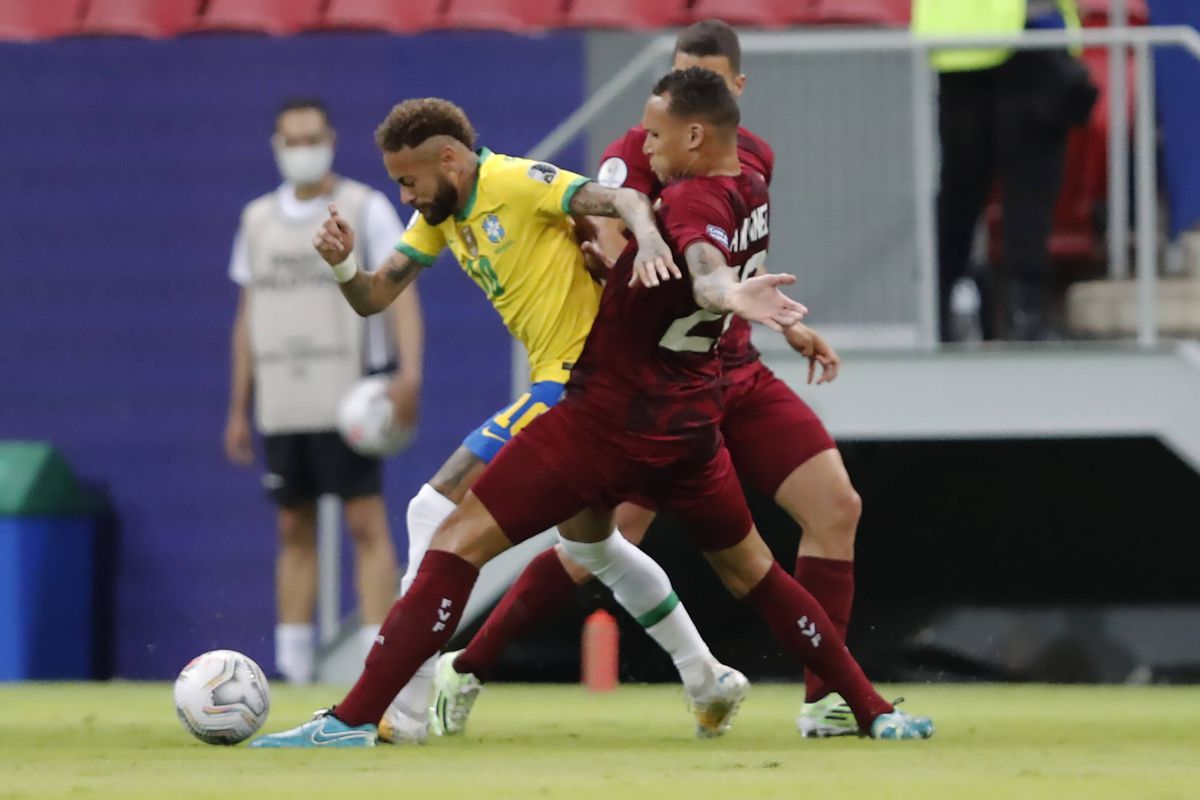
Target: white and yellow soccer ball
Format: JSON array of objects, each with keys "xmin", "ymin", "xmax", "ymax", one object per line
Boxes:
[
  {"xmin": 337, "ymin": 376, "xmax": 415, "ymax": 457},
  {"xmin": 173, "ymin": 649, "xmax": 270, "ymax": 745}
]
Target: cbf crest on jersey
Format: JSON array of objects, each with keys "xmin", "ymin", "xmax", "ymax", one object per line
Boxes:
[
  {"xmin": 459, "ymin": 224, "xmax": 480, "ymax": 257},
  {"xmin": 483, "ymin": 214, "xmax": 505, "ymax": 244}
]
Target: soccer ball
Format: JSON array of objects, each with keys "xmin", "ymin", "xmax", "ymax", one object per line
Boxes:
[
  {"xmin": 337, "ymin": 376, "xmax": 415, "ymax": 457},
  {"xmin": 173, "ymin": 650, "xmax": 270, "ymax": 745}
]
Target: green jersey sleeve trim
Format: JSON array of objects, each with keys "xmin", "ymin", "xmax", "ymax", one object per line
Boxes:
[
  {"xmin": 560, "ymin": 176, "xmax": 591, "ymax": 215},
  {"xmin": 395, "ymin": 242, "xmax": 437, "ymax": 267}
]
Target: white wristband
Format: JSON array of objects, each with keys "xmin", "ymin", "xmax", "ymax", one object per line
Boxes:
[{"xmin": 331, "ymin": 259, "xmax": 358, "ymax": 283}]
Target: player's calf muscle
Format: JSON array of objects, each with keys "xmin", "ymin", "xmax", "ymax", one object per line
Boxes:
[
  {"xmin": 429, "ymin": 447, "xmax": 488, "ymax": 503},
  {"xmin": 703, "ymin": 532, "xmax": 774, "ymax": 598}
]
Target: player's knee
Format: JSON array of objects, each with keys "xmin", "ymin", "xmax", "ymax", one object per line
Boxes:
[
  {"xmin": 342, "ymin": 497, "xmax": 389, "ymax": 549},
  {"xmin": 613, "ymin": 503, "xmax": 654, "ymax": 546},
  {"xmin": 277, "ymin": 507, "xmax": 316, "ymax": 549},
  {"xmin": 829, "ymin": 485, "xmax": 862, "ymax": 538}
]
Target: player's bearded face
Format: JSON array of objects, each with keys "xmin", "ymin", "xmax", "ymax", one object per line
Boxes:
[{"xmin": 420, "ymin": 173, "xmax": 460, "ymax": 225}]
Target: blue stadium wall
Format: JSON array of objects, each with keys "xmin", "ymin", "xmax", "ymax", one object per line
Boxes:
[{"xmin": 0, "ymin": 32, "xmax": 587, "ymax": 679}]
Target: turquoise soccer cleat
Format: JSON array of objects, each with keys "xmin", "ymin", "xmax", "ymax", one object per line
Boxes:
[
  {"xmin": 249, "ymin": 709, "xmax": 377, "ymax": 748},
  {"xmin": 869, "ymin": 706, "xmax": 935, "ymax": 740}
]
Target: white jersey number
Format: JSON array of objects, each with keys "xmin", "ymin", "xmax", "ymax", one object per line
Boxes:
[{"xmin": 658, "ymin": 252, "xmax": 766, "ymax": 354}]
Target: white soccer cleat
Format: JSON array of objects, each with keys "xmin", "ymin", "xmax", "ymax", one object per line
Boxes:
[
  {"xmin": 430, "ymin": 650, "xmax": 483, "ymax": 737},
  {"xmin": 377, "ymin": 702, "xmax": 429, "ymax": 745},
  {"xmin": 687, "ymin": 664, "xmax": 749, "ymax": 739},
  {"xmin": 797, "ymin": 692, "xmax": 858, "ymax": 738}
]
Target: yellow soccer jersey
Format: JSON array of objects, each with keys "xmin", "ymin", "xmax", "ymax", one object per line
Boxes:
[{"xmin": 395, "ymin": 148, "xmax": 601, "ymax": 385}]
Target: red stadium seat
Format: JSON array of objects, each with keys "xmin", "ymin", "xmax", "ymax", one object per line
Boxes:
[
  {"xmin": 1078, "ymin": 0, "xmax": 1148, "ymax": 25},
  {"xmin": 813, "ymin": 0, "xmax": 910, "ymax": 26},
  {"xmin": 690, "ymin": 0, "xmax": 818, "ymax": 29},
  {"xmin": 79, "ymin": 0, "xmax": 201, "ymax": 38},
  {"xmin": 0, "ymin": 0, "xmax": 84, "ymax": 41},
  {"xmin": 443, "ymin": 0, "xmax": 564, "ymax": 32},
  {"xmin": 565, "ymin": 0, "xmax": 690, "ymax": 30},
  {"xmin": 321, "ymin": 0, "xmax": 445, "ymax": 34},
  {"xmin": 194, "ymin": 0, "xmax": 323, "ymax": 35}
]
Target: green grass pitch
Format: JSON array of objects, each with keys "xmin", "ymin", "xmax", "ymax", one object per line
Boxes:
[{"xmin": 1, "ymin": 682, "xmax": 1197, "ymax": 799}]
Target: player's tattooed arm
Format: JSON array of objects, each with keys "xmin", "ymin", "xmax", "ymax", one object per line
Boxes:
[
  {"xmin": 313, "ymin": 203, "xmax": 424, "ymax": 316},
  {"xmin": 338, "ymin": 251, "xmax": 424, "ymax": 317},
  {"xmin": 569, "ymin": 183, "xmax": 681, "ymax": 287},
  {"xmin": 685, "ymin": 242, "xmax": 808, "ymax": 332}
]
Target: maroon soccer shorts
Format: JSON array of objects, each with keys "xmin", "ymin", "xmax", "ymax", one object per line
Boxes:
[
  {"xmin": 721, "ymin": 361, "xmax": 836, "ymax": 499},
  {"xmin": 472, "ymin": 399, "xmax": 755, "ymax": 553}
]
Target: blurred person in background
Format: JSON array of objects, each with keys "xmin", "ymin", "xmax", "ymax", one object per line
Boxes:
[
  {"xmin": 222, "ymin": 98, "xmax": 423, "ymax": 684},
  {"xmin": 915, "ymin": 0, "xmax": 1097, "ymax": 341}
]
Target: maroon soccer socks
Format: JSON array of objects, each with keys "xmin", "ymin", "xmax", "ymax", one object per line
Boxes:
[
  {"xmin": 334, "ymin": 550, "xmax": 478, "ymax": 727},
  {"xmin": 453, "ymin": 547, "xmax": 580, "ymax": 681},
  {"xmin": 744, "ymin": 562, "xmax": 889, "ymax": 731},
  {"xmin": 794, "ymin": 555, "xmax": 856, "ymax": 703}
]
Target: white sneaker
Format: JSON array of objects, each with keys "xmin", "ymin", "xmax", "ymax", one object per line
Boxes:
[
  {"xmin": 377, "ymin": 703, "xmax": 429, "ymax": 745},
  {"xmin": 687, "ymin": 665, "xmax": 749, "ymax": 739},
  {"xmin": 797, "ymin": 692, "xmax": 858, "ymax": 738}
]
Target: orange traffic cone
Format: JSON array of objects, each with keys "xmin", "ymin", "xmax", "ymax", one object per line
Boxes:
[{"xmin": 581, "ymin": 609, "xmax": 619, "ymax": 692}]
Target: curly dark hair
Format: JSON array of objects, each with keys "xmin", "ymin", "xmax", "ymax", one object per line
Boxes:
[
  {"xmin": 374, "ymin": 98, "xmax": 477, "ymax": 152},
  {"xmin": 675, "ymin": 19, "xmax": 741, "ymax": 74},
  {"xmin": 651, "ymin": 67, "xmax": 741, "ymax": 131}
]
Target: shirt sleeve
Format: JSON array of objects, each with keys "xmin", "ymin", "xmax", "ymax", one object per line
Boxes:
[
  {"xmin": 512, "ymin": 158, "xmax": 590, "ymax": 220},
  {"xmin": 228, "ymin": 217, "xmax": 251, "ymax": 286},
  {"xmin": 658, "ymin": 184, "xmax": 736, "ymax": 263},
  {"xmin": 395, "ymin": 212, "xmax": 445, "ymax": 267},
  {"xmin": 597, "ymin": 129, "xmax": 659, "ymax": 196},
  {"xmin": 362, "ymin": 192, "xmax": 406, "ymax": 269}
]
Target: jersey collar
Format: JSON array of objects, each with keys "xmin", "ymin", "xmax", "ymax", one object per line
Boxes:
[{"xmin": 455, "ymin": 147, "xmax": 492, "ymax": 221}]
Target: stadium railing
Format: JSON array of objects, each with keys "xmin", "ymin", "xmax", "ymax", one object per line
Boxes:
[{"xmin": 527, "ymin": 25, "xmax": 1200, "ymax": 350}]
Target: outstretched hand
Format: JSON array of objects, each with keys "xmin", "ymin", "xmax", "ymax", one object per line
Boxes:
[
  {"xmin": 630, "ymin": 233, "xmax": 682, "ymax": 288},
  {"xmin": 728, "ymin": 273, "xmax": 807, "ymax": 331},
  {"xmin": 313, "ymin": 203, "xmax": 356, "ymax": 267}
]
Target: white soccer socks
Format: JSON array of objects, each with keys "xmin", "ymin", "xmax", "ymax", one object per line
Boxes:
[
  {"xmin": 557, "ymin": 532, "xmax": 716, "ymax": 695},
  {"xmin": 275, "ymin": 623, "xmax": 315, "ymax": 685}
]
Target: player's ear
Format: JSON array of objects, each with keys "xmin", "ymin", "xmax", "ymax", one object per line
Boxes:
[
  {"xmin": 687, "ymin": 123, "xmax": 705, "ymax": 151},
  {"xmin": 732, "ymin": 74, "xmax": 747, "ymax": 97}
]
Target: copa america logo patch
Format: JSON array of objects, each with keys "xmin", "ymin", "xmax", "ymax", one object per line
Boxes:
[
  {"xmin": 527, "ymin": 162, "xmax": 559, "ymax": 184},
  {"xmin": 597, "ymin": 157, "xmax": 628, "ymax": 188},
  {"xmin": 706, "ymin": 224, "xmax": 730, "ymax": 248}
]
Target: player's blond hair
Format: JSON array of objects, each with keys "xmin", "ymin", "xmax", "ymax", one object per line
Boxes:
[{"xmin": 374, "ymin": 98, "xmax": 477, "ymax": 153}]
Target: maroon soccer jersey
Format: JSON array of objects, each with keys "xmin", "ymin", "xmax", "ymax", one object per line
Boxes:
[
  {"xmin": 566, "ymin": 168, "xmax": 771, "ymax": 443},
  {"xmin": 598, "ymin": 125, "xmax": 774, "ymax": 369}
]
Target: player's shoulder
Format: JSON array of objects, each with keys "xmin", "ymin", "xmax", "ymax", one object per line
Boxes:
[
  {"xmin": 737, "ymin": 127, "xmax": 774, "ymax": 157},
  {"xmin": 241, "ymin": 188, "xmax": 278, "ymax": 225},
  {"xmin": 481, "ymin": 149, "xmax": 572, "ymax": 192},
  {"xmin": 736, "ymin": 127, "xmax": 775, "ymax": 178},
  {"xmin": 598, "ymin": 126, "xmax": 649, "ymax": 187}
]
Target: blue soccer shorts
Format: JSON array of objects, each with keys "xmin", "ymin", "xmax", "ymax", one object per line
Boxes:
[{"xmin": 461, "ymin": 380, "xmax": 567, "ymax": 464}]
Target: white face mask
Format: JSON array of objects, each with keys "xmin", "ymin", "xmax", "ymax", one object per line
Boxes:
[{"xmin": 274, "ymin": 143, "xmax": 333, "ymax": 187}]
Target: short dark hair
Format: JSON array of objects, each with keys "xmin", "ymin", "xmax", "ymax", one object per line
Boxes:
[
  {"xmin": 674, "ymin": 19, "xmax": 741, "ymax": 74},
  {"xmin": 275, "ymin": 98, "xmax": 330, "ymax": 130},
  {"xmin": 652, "ymin": 67, "xmax": 741, "ymax": 132},
  {"xmin": 374, "ymin": 97, "xmax": 477, "ymax": 152}
]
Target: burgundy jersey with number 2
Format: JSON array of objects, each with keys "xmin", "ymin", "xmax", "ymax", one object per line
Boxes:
[{"xmin": 566, "ymin": 168, "xmax": 771, "ymax": 451}]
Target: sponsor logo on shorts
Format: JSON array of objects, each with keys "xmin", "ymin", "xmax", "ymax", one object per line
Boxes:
[
  {"xmin": 597, "ymin": 157, "xmax": 628, "ymax": 188},
  {"xmin": 527, "ymin": 162, "xmax": 559, "ymax": 184},
  {"xmin": 706, "ymin": 224, "xmax": 730, "ymax": 248}
]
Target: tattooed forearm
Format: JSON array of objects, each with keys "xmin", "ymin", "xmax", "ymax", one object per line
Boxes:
[
  {"xmin": 568, "ymin": 182, "xmax": 621, "ymax": 216},
  {"xmin": 686, "ymin": 242, "xmax": 737, "ymax": 313},
  {"xmin": 337, "ymin": 252, "xmax": 423, "ymax": 317},
  {"xmin": 337, "ymin": 269, "xmax": 378, "ymax": 317}
]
